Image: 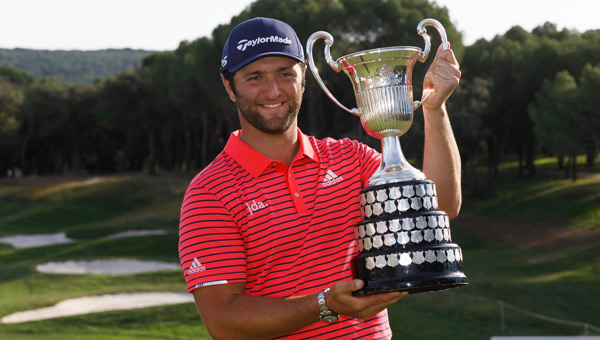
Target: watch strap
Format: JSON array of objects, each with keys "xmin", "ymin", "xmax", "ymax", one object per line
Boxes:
[{"xmin": 317, "ymin": 288, "xmax": 339, "ymax": 322}]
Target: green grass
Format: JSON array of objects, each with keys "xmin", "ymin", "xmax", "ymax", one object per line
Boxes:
[
  {"xmin": 0, "ymin": 174, "xmax": 187, "ymax": 237},
  {"xmin": 386, "ymin": 218, "xmax": 599, "ymax": 337},
  {"xmin": 0, "ymin": 173, "xmax": 204, "ymax": 339},
  {"xmin": 499, "ymin": 154, "xmax": 600, "ymax": 173},
  {"xmin": 466, "ymin": 156, "xmax": 600, "ymax": 229},
  {"xmin": 0, "ymin": 169, "xmax": 599, "ymax": 339},
  {"xmin": 1, "ymin": 304, "xmax": 209, "ymax": 340}
]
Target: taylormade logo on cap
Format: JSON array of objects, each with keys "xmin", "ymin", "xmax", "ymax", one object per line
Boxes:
[
  {"xmin": 221, "ymin": 17, "xmax": 304, "ymax": 73},
  {"xmin": 236, "ymin": 35, "xmax": 293, "ymax": 51}
]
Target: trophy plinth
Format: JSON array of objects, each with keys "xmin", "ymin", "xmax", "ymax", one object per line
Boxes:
[
  {"xmin": 352, "ymin": 179, "xmax": 467, "ymax": 296},
  {"xmin": 307, "ymin": 19, "xmax": 467, "ymax": 295}
]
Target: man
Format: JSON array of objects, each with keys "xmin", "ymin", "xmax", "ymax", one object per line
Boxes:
[{"xmin": 179, "ymin": 17, "xmax": 462, "ymax": 339}]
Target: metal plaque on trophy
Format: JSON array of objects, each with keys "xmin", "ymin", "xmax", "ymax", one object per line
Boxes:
[{"xmin": 307, "ymin": 19, "xmax": 468, "ymax": 296}]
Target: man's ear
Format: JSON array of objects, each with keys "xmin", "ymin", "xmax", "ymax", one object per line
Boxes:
[
  {"xmin": 221, "ymin": 74, "xmax": 237, "ymax": 103},
  {"xmin": 301, "ymin": 65, "xmax": 307, "ymax": 94}
]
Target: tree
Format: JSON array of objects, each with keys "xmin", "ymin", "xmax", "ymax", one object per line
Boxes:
[
  {"xmin": 0, "ymin": 78, "xmax": 24, "ymax": 175},
  {"xmin": 578, "ymin": 63, "xmax": 600, "ymax": 166},
  {"xmin": 63, "ymin": 84, "xmax": 100, "ymax": 172},
  {"xmin": 17, "ymin": 79, "xmax": 70, "ymax": 174},
  {"xmin": 96, "ymin": 69, "xmax": 159, "ymax": 174},
  {"xmin": 448, "ymin": 76, "xmax": 492, "ymax": 191},
  {"xmin": 0, "ymin": 66, "xmax": 35, "ymax": 86},
  {"xmin": 529, "ymin": 71, "xmax": 582, "ymax": 180},
  {"xmin": 459, "ymin": 22, "xmax": 597, "ymax": 186},
  {"xmin": 0, "ymin": 67, "xmax": 35, "ymax": 175}
]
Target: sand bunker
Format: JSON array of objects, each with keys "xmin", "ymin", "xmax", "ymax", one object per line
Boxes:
[
  {"xmin": 1, "ymin": 230, "xmax": 183, "ymax": 323},
  {"xmin": 36, "ymin": 259, "xmax": 181, "ymax": 275},
  {"xmin": 0, "ymin": 230, "xmax": 167, "ymax": 249},
  {"xmin": 105, "ymin": 229, "xmax": 167, "ymax": 239},
  {"xmin": 0, "ymin": 232, "xmax": 74, "ymax": 248},
  {"xmin": 1, "ymin": 292, "xmax": 194, "ymax": 324}
]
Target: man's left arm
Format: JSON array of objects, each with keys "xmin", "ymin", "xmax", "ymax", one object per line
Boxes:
[{"xmin": 421, "ymin": 44, "xmax": 462, "ymax": 219}]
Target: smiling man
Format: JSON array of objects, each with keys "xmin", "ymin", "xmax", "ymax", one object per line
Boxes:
[{"xmin": 178, "ymin": 17, "xmax": 462, "ymax": 339}]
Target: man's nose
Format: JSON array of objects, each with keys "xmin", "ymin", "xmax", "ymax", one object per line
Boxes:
[{"xmin": 263, "ymin": 77, "xmax": 282, "ymax": 98}]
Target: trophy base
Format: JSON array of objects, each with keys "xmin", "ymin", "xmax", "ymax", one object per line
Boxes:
[
  {"xmin": 352, "ymin": 253, "xmax": 468, "ymax": 296},
  {"xmin": 353, "ymin": 179, "xmax": 468, "ymax": 297}
]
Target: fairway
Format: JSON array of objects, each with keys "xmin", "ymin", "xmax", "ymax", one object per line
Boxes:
[{"xmin": 0, "ymin": 170, "xmax": 598, "ymax": 339}]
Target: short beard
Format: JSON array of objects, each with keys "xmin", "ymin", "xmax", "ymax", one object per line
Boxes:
[{"xmin": 235, "ymin": 89, "xmax": 302, "ymax": 135}]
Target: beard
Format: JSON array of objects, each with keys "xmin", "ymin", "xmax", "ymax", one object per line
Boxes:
[{"xmin": 235, "ymin": 89, "xmax": 303, "ymax": 135}]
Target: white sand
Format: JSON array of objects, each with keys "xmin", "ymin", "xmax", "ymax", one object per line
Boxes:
[
  {"xmin": 1, "ymin": 230, "xmax": 185, "ymax": 323},
  {"xmin": 36, "ymin": 259, "xmax": 181, "ymax": 275},
  {"xmin": 0, "ymin": 230, "xmax": 167, "ymax": 249},
  {"xmin": 105, "ymin": 229, "xmax": 167, "ymax": 239},
  {"xmin": 0, "ymin": 232, "xmax": 74, "ymax": 248},
  {"xmin": 1, "ymin": 292, "xmax": 194, "ymax": 324}
]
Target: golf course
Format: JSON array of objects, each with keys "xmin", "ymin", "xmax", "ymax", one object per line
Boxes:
[{"xmin": 0, "ymin": 157, "xmax": 598, "ymax": 339}]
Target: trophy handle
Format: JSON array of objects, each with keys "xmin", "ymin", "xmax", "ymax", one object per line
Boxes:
[
  {"xmin": 413, "ymin": 18, "xmax": 449, "ymax": 110},
  {"xmin": 307, "ymin": 31, "xmax": 361, "ymax": 116}
]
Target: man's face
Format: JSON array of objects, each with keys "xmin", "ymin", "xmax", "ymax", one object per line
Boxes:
[{"xmin": 224, "ymin": 56, "xmax": 305, "ymax": 135}]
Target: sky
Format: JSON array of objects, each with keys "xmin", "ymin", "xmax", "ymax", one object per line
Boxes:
[{"xmin": 0, "ymin": 0, "xmax": 598, "ymax": 51}]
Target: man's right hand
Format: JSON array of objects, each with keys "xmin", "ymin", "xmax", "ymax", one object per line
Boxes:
[{"xmin": 326, "ymin": 279, "xmax": 407, "ymax": 320}]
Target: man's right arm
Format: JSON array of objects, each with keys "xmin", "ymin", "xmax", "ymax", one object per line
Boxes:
[{"xmin": 192, "ymin": 280, "xmax": 405, "ymax": 340}]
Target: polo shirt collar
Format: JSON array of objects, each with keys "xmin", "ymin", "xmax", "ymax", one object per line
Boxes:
[{"xmin": 224, "ymin": 128, "xmax": 319, "ymax": 178}]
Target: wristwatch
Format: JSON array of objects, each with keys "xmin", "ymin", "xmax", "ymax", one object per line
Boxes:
[{"xmin": 317, "ymin": 288, "xmax": 339, "ymax": 322}]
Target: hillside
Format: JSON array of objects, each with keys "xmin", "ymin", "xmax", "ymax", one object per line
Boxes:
[{"xmin": 0, "ymin": 48, "xmax": 155, "ymax": 84}]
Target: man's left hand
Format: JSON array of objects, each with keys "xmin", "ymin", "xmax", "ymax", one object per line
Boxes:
[{"xmin": 421, "ymin": 43, "xmax": 461, "ymax": 112}]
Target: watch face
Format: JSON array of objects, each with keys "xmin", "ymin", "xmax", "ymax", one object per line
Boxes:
[{"xmin": 322, "ymin": 315, "xmax": 338, "ymax": 322}]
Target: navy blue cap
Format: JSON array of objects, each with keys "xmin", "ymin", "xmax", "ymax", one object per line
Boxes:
[{"xmin": 220, "ymin": 17, "xmax": 305, "ymax": 73}]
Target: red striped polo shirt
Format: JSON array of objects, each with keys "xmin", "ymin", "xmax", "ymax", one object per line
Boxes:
[{"xmin": 178, "ymin": 128, "xmax": 391, "ymax": 339}]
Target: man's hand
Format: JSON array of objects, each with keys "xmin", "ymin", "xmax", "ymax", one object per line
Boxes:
[
  {"xmin": 422, "ymin": 43, "xmax": 461, "ymax": 113},
  {"xmin": 325, "ymin": 279, "xmax": 407, "ymax": 320}
]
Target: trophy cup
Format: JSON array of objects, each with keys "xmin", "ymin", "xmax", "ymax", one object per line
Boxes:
[{"xmin": 307, "ymin": 19, "xmax": 467, "ymax": 296}]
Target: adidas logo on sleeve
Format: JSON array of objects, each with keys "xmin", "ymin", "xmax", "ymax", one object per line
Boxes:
[{"xmin": 186, "ymin": 257, "xmax": 206, "ymax": 275}]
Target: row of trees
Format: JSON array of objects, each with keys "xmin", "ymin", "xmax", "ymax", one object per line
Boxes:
[
  {"xmin": 1, "ymin": 0, "xmax": 599, "ymax": 188},
  {"xmin": 454, "ymin": 22, "xmax": 600, "ymax": 185},
  {"xmin": 0, "ymin": 48, "xmax": 152, "ymax": 84}
]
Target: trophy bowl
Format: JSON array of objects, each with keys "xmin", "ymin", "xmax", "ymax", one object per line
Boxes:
[
  {"xmin": 307, "ymin": 19, "xmax": 468, "ymax": 296},
  {"xmin": 332, "ymin": 47, "xmax": 422, "ymax": 140}
]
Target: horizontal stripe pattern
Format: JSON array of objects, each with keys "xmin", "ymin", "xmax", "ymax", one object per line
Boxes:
[{"xmin": 179, "ymin": 132, "xmax": 390, "ymax": 339}]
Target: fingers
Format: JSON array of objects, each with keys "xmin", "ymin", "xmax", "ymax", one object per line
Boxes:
[
  {"xmin": 354, "ymin": 291, "xmax": 407, "ymax": 320},
  {"xmin": 327, "ymin": 280, "xmax": 408, "ymax": 320},
  {"xmin": 427, "ymin": 46, "xmax": 460, "ymax": 83},
  {"xmin": 335, "ymin": 279, "xmax": 364, "ymax": 293},
  {"xmin": 422, "ymin": 43, "xmax": 461, "ymax": 110}
]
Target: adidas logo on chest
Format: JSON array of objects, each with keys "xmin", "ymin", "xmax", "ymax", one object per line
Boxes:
[{"xmin": 322, "ymin": 169, "xmax": 343, "ymax": 187}]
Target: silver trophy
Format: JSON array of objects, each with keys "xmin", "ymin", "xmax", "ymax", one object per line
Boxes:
[{"xmin": 307, "ymin": 19, "xmax": 467, "ymax": 295}]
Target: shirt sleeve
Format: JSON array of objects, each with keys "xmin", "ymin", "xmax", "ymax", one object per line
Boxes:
[
  {"xmin": 355, "ymin": 140, "xmax": 382, "ymax": 188},
  {"xmin": 178, "ymin": 183, "xmax": 247, "ymax": 293}
]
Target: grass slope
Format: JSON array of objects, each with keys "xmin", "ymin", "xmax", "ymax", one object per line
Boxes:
[{"xmin": 0, "ymin": 165, "xmax": 598, "ymax": 339}]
